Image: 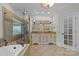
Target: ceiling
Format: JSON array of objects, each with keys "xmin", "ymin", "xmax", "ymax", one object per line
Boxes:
[{"xmin": 9, "ymin": 3, "xmax": 71, "ymax": 17}]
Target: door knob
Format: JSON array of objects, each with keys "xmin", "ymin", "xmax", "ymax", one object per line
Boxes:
[{"xmin": 62, "ymin": 33, "xmax": 64, "ymax": 35}]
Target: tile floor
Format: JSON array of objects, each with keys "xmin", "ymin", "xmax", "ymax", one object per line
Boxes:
[{"xmin": 28, "ymin": 45, "xmax": 79, "ymax": 56}]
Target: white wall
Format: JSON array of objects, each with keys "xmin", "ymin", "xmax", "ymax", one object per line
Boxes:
[
  {"xmin": 58, "ymin": 4, "xmax": 79, "ymax": 15},
  {"xmin": 0, "ymin": 6, "xmax": 3, "ymax": 38},
  {"xmin": 0, "ymin": 3, "xmax": 22, "ymax": 18},
  {"xmin": 0, "ymin": 3, "xmax": 15, "ymax": 39},
  {"xmin": 0, "ymin": 3, "xmax": 15, "ymax": 13},
  {"xmin": 56, "ymin": 4, "xmax": 79, "ymax": 47}
]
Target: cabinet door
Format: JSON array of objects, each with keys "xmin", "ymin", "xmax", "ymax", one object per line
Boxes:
[
  {"xmin": 40, "ymin": 34, "xmax": 45, "ymax": 44},
  {"xmin": 32, "ymin": 33, "xmax": 39, "ymax": 44}
]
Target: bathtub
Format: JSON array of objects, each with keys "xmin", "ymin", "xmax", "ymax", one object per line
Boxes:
[{"xmin": 0, "ymin": 44, "xmax": 30, "ymax": 56}]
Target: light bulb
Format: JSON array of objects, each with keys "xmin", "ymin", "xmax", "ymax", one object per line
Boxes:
[
  {"xmin": 41, "ymin": 3, "xmax": 54, "ymax": 8},
  {"xmin": 49, "ymin": 3, "xmax": 54, "ymax": 7}
]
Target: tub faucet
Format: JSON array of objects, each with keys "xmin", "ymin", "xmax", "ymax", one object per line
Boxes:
[
  {"xmin": 20, "ymin": 42, "xmax": 24, "ymax": 47},
  {"xmin": 3, "ymin": 39, "xmax": 8, "ymax": 46},
  {"xmin": 16, "ymin": 42, "xmax": 24, "ymax": 47}
]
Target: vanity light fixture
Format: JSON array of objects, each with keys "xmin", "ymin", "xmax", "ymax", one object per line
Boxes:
[{"xmin": 41, "ymin": 3, "xmax": 54, "ymax": 9}]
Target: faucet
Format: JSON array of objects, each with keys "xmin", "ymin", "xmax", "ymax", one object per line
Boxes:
[
  {"xmin": 20, "ymin": 42, "xmax": 24, "ymax": 47},
  {"xmin": 16, "ymin": 41, "xmax": 24, "ymax": 47},
  {"xmin": 2, "ymin": 39, "xmax": 8, "ymax": 46}
]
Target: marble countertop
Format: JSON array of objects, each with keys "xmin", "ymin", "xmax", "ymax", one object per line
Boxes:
[{"xmin": 32, "ymin": 31, "xmax": 56, "ymax": 34}]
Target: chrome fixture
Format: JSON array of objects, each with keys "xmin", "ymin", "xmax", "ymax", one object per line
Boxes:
[{"xmin": 2, "ymin": 39, "xmax": 8, "ymax": 46}]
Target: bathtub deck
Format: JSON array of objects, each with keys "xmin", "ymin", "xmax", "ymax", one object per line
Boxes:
[{"xmin": 26, "ymin": 45, "xmax": 79, "ymax": 56}]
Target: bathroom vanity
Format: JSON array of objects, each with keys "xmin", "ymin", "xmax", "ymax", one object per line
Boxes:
[
  {"xmin": 31, "ymin": 32, "xmax": 56, "ymax": 45},
  {"xmin": 31, "ymin": 16, "xmax": 56, "ymax": 45}
]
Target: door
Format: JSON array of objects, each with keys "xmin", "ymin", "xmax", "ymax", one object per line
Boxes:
[{"xmin": 60, "ymin": 15, "xmax": 75, "ymax": 49}]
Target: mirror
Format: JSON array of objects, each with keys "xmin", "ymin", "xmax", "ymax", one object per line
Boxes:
[
  {"xmin": 13, "ymin": 18, "xmax": 22, "ymax": 36},
  {"xmin": 13, "ymin": 19, "xmax": 22, "ymax": 36},
  {"xmin": 12, "ymin": 18, "xmax": 25, "ymax": 44},
  {"xmin": 12, "ymin": 18, "xmax": 29, "ymax": 44}
]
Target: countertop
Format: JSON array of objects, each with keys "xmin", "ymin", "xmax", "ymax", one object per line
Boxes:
[{"xmin": 32, "ymin": 31, "xmax": 56, "ymax": 34}]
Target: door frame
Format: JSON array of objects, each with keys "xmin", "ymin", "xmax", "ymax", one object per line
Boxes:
[{"xmin": 59, "ymin": 14, "xmax": 76, "ymax": 50}]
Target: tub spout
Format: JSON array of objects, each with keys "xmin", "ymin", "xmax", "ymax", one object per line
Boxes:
[
  {"xmin": 20, "ymin": 43, "xmax": 24, "ymax": 47},
  {"xmin": 2, "ymin": 39, "xmax": 8, "ymax": 46}
]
